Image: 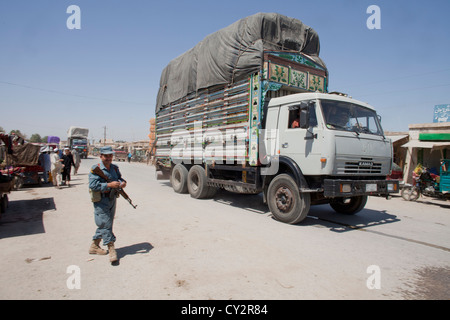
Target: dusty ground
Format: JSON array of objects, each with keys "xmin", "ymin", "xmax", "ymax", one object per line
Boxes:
[{"xmin": 0, "ymin": 157, "xmax": 449, "ymax": 300}]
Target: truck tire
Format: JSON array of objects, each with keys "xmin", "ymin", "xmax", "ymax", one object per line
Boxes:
[
  {"xmin": 171, "ymin": 164, "xmax": 189, "ymax": 194},
  {"xmin": 330, "ymin": 195, "xmax": 367, "ymax": 215},
  {"xmin": 206, "ymin": 185, "xmax": 218, "ymax": 198},
  {"xmin": 267, "ymin": 174, "xmax": 310, "ymax": 224},
  {"xmin": 187, "ymin": 165, "xmax": 211, "ymax": 199}
]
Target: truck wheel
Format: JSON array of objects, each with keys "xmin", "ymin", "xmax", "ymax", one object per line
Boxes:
[
  {"xmin": 187, "ymin": 165, "xmax": 210, "ymax": 199},
  {"xmin": 206, "ymin": 186, "xmax": 218, "ymax": 198},
  {"xmin": 171, "ymin": 164, "xmax": 188, "ymax": 194},
  {"xmin": 267, "ymin": 174, "xmax": 310, "ymax": 224},
  {"xmin": 14, "ymin": 176, "xmax": 23, "ymax": 190},
  {"xmin": 330, "ymin": 195, "xmax": 367, "ymax": 215}
]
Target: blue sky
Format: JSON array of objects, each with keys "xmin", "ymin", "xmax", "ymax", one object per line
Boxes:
[{"xmin": 0, "ymin": 0, "xmax": 449, "ymax": 142}]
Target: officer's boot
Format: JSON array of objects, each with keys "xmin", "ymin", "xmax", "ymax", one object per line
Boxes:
[
  {"xmin": 107, "ymin": 242, "xmax": 118, "ymax": 263},
  {"xmin": 89, "ymin": 239, "xmax": 107, "ymax": 255}
]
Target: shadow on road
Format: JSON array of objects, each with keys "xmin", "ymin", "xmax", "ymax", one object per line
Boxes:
[
  {"xmin": 305, "ymin": 204, "xmax": 400, "ymax": 233},
  {"xmin": 0, "ymin": 197, "xmax": 56, "ymax": 239},
  {"xmin": 213, "ymin": 190, "xmax": 269, "ymax": 215},
  {"xmin": 158, "ymin": 181, "xmax": 401, "ymax": 232},
  {"xmin": 116, "ymin": 242, "xmax": 154, "ymax": 259}
]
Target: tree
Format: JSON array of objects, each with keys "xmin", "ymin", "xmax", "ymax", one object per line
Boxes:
[
  {"xmin": 29, "ymin": 134, "xmax": 42, "ymax": 143},
  {"xmin": 10, "ymin": 130, "xmax": 26, "ymax": 139},
  {"xmin": 41, "ymin": 136, "xmax": 49, "ymax": 143}
]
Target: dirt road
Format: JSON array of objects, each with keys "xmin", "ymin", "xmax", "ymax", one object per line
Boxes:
[{"xmin": 0, "ymin": 157, "xmax": 449, "ymax": 300}]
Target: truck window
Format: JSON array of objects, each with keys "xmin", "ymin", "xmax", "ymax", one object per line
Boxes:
[
  {"xmin": 289, "ymin": 107, "xmax": 317, "ymax": 129},
  {"xmin": 321, "ymin": 99, "xmax": 382, "ymax": 135}
]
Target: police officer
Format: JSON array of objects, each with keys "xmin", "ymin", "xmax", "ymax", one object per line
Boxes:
[{"xmin": 88, "ymin": 146, "xmax": 127, "ymax": 263}]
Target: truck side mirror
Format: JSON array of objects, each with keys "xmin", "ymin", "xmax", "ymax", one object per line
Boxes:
[{"xmin": 299, "ymin": 108, "xmax": 310, "ymax": 129}]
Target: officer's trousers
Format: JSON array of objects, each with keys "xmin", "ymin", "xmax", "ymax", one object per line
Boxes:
[{"xmin": 93, "ymin": 195, "xmax": 117, "ymax": 245}]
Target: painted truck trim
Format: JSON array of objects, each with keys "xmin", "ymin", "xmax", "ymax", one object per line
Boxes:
[{"xmin": 155, "ymin": 51, "xmax": 328, "ymax": 167}]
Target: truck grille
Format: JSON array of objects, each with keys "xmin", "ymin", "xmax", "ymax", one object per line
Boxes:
[{"xmin": 336, "ymin": 158, "xmax": 383, "ymax": 174}]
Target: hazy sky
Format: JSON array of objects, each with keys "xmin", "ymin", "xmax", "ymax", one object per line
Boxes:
[{"xmin": 1, "ymin": 0, "xmax": 449, "ymax": 142}]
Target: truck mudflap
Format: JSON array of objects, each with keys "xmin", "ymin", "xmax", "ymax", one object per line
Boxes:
[{"xmin": 323, "ymin": 179, "xmax": 399, "ymax": 197}]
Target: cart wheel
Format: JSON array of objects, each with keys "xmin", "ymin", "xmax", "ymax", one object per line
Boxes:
[
  {"xmin": 14, "ymin": 176, "xmax": 23, "ymax": 190},
  {"xmin": 401, "ymin": 187, "xmax": 420, "ymax": 201}
]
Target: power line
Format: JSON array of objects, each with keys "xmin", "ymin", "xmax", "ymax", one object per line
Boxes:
[
  {"xmin": 0, "ymin": 80, "xmax": 152, "ymax": 106},
  {"xmin": 356, "ymin": 83, "xmax": 450, "ymax": 98},
  {"xmin": 335, "ymin": 67, "xmax": 450, "ymax": 89}
]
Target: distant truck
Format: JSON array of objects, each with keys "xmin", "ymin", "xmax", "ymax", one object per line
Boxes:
[
  {"xmin": 113, "ymin": 147, "xmax": 127, "ymax": 161},
  {"xmin": 154, "ymin": 13, "xmax": 399, "ymax": 224},
  {"xmin": 67, "ymin": 126, "xmax": 89, "ymax": 159}
]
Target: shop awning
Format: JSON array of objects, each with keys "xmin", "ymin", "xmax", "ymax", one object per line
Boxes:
[
  {"xmin": 386, "ymin": 135, "xmax": 409, "ymax": 144},
  {"xmin": 401, "ymin": 140, "xmax": 450, "ymax": 150}
]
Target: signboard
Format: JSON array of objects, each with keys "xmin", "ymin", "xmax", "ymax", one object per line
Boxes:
[{"xmin": 433, "ymin": 104, "xmax": 450, "ymax": 123}]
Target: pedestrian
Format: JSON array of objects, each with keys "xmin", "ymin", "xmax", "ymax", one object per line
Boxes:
[
  {"xmin": 88, "ymin": 146, "xmax": 127, "ymax": 263},
  {"xmin": 50, "ymin": 148, "xmax": 63, "ymax": 188},
  {"xmin": 38, "ymin": 146, "xmax": 51, "ymax": 183},
  {"xmin": 127, "ymin": 152, "xmax": 132, "ymax": 163},
  {"xmin": 72, "ymin": 149, "xmax": 81, "ymax": 175},
  {"xmin": 61, "ymin": 148, "xmax": 75, "ymax": 187},
  {"xmin": 145, "ymin": 149, "xmax": 150, "ymax": 165}
]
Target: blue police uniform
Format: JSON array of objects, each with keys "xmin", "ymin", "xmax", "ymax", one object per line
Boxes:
[{"xmin": 88, "ymin": 155, "xmax": 125, "ymax": 246}]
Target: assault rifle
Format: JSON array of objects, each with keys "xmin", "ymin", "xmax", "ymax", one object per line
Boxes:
[{"xmin": 91, "ymin": 166, "xmax": 137, "ymax": 209}]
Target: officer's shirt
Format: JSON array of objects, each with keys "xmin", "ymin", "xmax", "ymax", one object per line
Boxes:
[{"xmin": 89, "ymin": 162, "xmax": 124, "ymax": 193}]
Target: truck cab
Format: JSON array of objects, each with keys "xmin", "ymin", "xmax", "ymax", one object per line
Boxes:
[
  {"xmin": 71, "ymin": 138, "xmax": 89, "ymax": 159},
  {"xmin": 266, "ymin": 92, "xmax": 392, "ymax": 176},
  {"xmin": 262, "ymin": 92, "xmax": 398, "ymax": 223}
]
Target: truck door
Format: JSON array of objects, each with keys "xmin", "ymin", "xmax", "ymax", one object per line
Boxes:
[
  {"xmin": 278, "ymin": 101, "xmax": 324, "ymax": 175},
  {"xmin": 263, "ymin": 105, "xmax": 281, "ymax": 159}
]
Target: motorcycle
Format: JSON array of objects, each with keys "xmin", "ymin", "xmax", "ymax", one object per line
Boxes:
[{"xmin": 401, "ymin": 161, "xmax": 450, "ymax": 201}]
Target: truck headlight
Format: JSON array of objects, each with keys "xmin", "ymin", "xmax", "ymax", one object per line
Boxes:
[{"xmin": 340, "ymin": 183, "xmax": 352, "ymax": 193}]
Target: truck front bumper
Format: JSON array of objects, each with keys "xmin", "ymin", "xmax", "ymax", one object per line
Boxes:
[{"xmin": 323, "ymin": 179, "xmax": 399, "ymax": 197}]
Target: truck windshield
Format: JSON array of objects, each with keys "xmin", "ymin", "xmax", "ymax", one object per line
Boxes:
[
  {"xmin": 320, "ymin": 99, "xmax": 383, "ymax": 136},
  {"xmin": 73, "ymin": 139, "xmax": 87, "ymax": 146}
]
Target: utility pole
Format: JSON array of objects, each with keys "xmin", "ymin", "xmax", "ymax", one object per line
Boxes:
[{"xmin": 103, "ymin": 126, "xmax": 107, "ymax": 145}]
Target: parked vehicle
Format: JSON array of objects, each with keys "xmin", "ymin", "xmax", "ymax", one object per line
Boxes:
[
  {"xmin": 68, "ymin": 127, "xmax": 89, "ymax": 159},
  {"xmin": 0, "ymin": 173, "xmax": 13, "ymax": 217},
  {"xmin": 401, "ymin": 160, "xmax": 450, "ymax": 201},
  {"xmin": 114, "ymin": 149, "xmax": 127, "ymax": 162},
  {"xmin": 154, "ymin": 13, "xmax": 399, "ymax": 224},
  {"xmin": 387, "ymin": 163, "xmax": 403, "ymax": 180}
]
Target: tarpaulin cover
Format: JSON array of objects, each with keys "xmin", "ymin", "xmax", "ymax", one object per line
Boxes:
[
  {"xmin": 67, "ymin": 127, "xmax": 89, "ymax": 138},
  {"xmin": 6, "ymin": 143, "xmax": 40, "ymax": 166},
  {"xmin": 156, "ymin": 12, "xmax": 326, "ymax": 112},
  {"xmin": 47, "ymin": 136, "xmax": 60, "ymax": 144}
]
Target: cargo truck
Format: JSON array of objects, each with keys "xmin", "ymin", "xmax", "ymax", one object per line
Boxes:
[
  {"xmin": 67, "ymin": 126, "xmax": 89, "ymax": 159},
  {"xmin": 154, "ymin": 13, "xmax": 399, "ymax": 224}
]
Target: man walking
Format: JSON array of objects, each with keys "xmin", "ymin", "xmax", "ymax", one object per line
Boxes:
[
  {"xmin": 88, "ymin": 146, "xmax": 127, "ymax": 263},
  {"xmin": 50, "ymin": 148, "xmax": 63, "ymax": 188},
  {"xmin": 72, "ymin": 148, "xmax": 81, "ymax": 175},
  {"xmin": 61, "ymin": 148, "xmax": 75, "ymax": 187}
]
